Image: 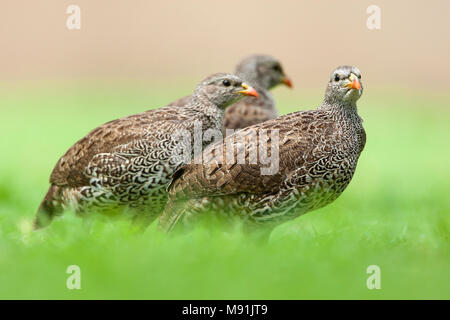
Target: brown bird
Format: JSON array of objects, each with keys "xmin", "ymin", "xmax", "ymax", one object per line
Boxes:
[
  {"xmin": 159, "ymin": 66, "xmax": 366, "ymax": 238},
  {"xmin": 168, "ymin": 54, "xmax": 292, "ymax": 132},
  {"xmin": 34, "ymin": 73, "xmax": 258, "ymax": 230}
]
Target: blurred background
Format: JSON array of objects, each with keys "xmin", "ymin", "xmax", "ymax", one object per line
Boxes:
[
  {"xmin": 0, "ymin": 0, "xmax": 449, "ymax": 299},
  {"xmin": 1, "ymin": 0, "xmax": 450, "ymax": 89}
]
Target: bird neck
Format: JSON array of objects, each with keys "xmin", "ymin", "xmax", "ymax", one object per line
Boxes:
[
  {"xmin": 319, "ymin": 99, "xmax": 360, "ymax": 121},
  {"xmin": 188, "ymin": 93, "xmax": 225, "ymax": 126}
]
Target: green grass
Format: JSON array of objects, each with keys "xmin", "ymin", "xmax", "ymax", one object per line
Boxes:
[{"xmin": 0, "ymin": 81, "xmax": 449, "ymax": 299}]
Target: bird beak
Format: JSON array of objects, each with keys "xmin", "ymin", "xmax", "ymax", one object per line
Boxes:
[
  {"xmin": 238, "ymin": 83, "xmax": 258, "ymax": 97},
  {"xmin": 281, "ymin": 76, "xmax": 293, "ymax": 88},
  {"xmin": 344, "ymin": 73, "xmax": 361, "ymax": 90}
]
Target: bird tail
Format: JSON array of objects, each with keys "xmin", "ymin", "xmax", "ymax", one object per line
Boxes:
[
  {"xmin": 158, "ymin": 197, "xmax": 187, "ymax": 234},
  {"xmin": 33, "ymin": 185, "xmax": 63, "ymax": 230},
  {"xmin": 158, "ymin": 195, "xmax": 209, "ymax": 234}
]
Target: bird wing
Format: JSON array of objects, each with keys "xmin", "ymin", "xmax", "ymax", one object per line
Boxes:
[
  {"xmin": 223, "ymin": 103, "xmax": 275, "ymax": 130},
  {"xmin": 223, "ymin": 94, "xmax": 277, "ymax": 130},
  {"xmin": 49, "ymin": 107, "xmax": 188, "ymax": 187},
  {"xmin": 167, "ymin": 110, "xmax": 331, "ymax": 199}
]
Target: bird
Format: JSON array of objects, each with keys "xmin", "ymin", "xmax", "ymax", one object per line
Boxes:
[
  {"xmin": 159, "ymin": 66, "xmax": 366, "ymax": 239},
  {"xmin": 168, "ymin": 54, "xmax": 292, "ymax": 132},
  {"xmin": 33, "ymin": 73, "xmax": 258, "ymax": 230}
]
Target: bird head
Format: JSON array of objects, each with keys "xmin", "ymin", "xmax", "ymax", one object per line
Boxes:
[
  {"xmin": 235, "ymin": 55, "xmax": 293, "ymax": 90},
  {"xmin": 195, "ymin": 73, "xmax": 258, "ymax": 109},
  {"xmin": 325, "ymin": 66, "xmax": 363, "ymax": 104}
]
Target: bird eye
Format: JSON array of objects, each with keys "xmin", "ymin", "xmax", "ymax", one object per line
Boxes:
[
  {"xmin": 357, "ymin": 74, "xmax": 361, "ymax": 79},
  {"xmin": 222, "ymin": 79, "xmax": 231, "ymax": 87},
  {"xmin": 334, "ymin": 74, "xmax": 340, "ymax": 82},
  {"xmin": 272, "ymin": 64, "xmax": 282, "ymax": 72}
]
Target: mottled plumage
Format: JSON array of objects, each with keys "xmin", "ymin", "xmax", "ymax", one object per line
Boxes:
[
  {"xmin": 34, "ymin": 73, "xmax": 257, "ymax": 229},
  {"xmin": 159, "ymin": 66, "xmax": 366, "ymax": 235},
  {"xmin": 168, "ymin": 55, "xmax": 292, "ymax": 132}
]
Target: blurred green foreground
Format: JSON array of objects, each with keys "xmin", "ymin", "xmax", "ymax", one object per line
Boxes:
[{"xmin": 0, "ymin": 81, "xmax": 449, "ymax": 299}]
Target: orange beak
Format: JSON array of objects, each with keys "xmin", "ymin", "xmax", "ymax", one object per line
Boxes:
[
  {"xmin": 345, "ymin": 73, "xmax": 361, "ymax": 90},
  {"xmin": 282, "ymin": 76, "xmax": 293, "ymax": 88},
  {"xmin": 238, "ymin": 83, "xmax": 258, "ymax": 97},
  {"xmin": 350, "ymin": 78, "xmax": 361, "ymax": 90}
]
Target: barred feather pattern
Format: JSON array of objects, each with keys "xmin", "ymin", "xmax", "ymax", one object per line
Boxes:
[
  {"xmin": 34, "ymin": 72, "xmax": 248, "ymax": 229},
  {"xmin": 161, "ymin": 107, "xmax": 366, "ymax": 233},
  {"xmin": 52, "ymin": 114, "xmax": 219, "ymax": 219},
  {"xmin": 160, "ymin": 66, "xmax": 366, "ymax": 233}
]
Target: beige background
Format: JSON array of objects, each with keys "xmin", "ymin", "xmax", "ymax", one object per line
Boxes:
[{"xmin": 1, "ymin": 0, "xmax": 449, "ymax": 90}]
